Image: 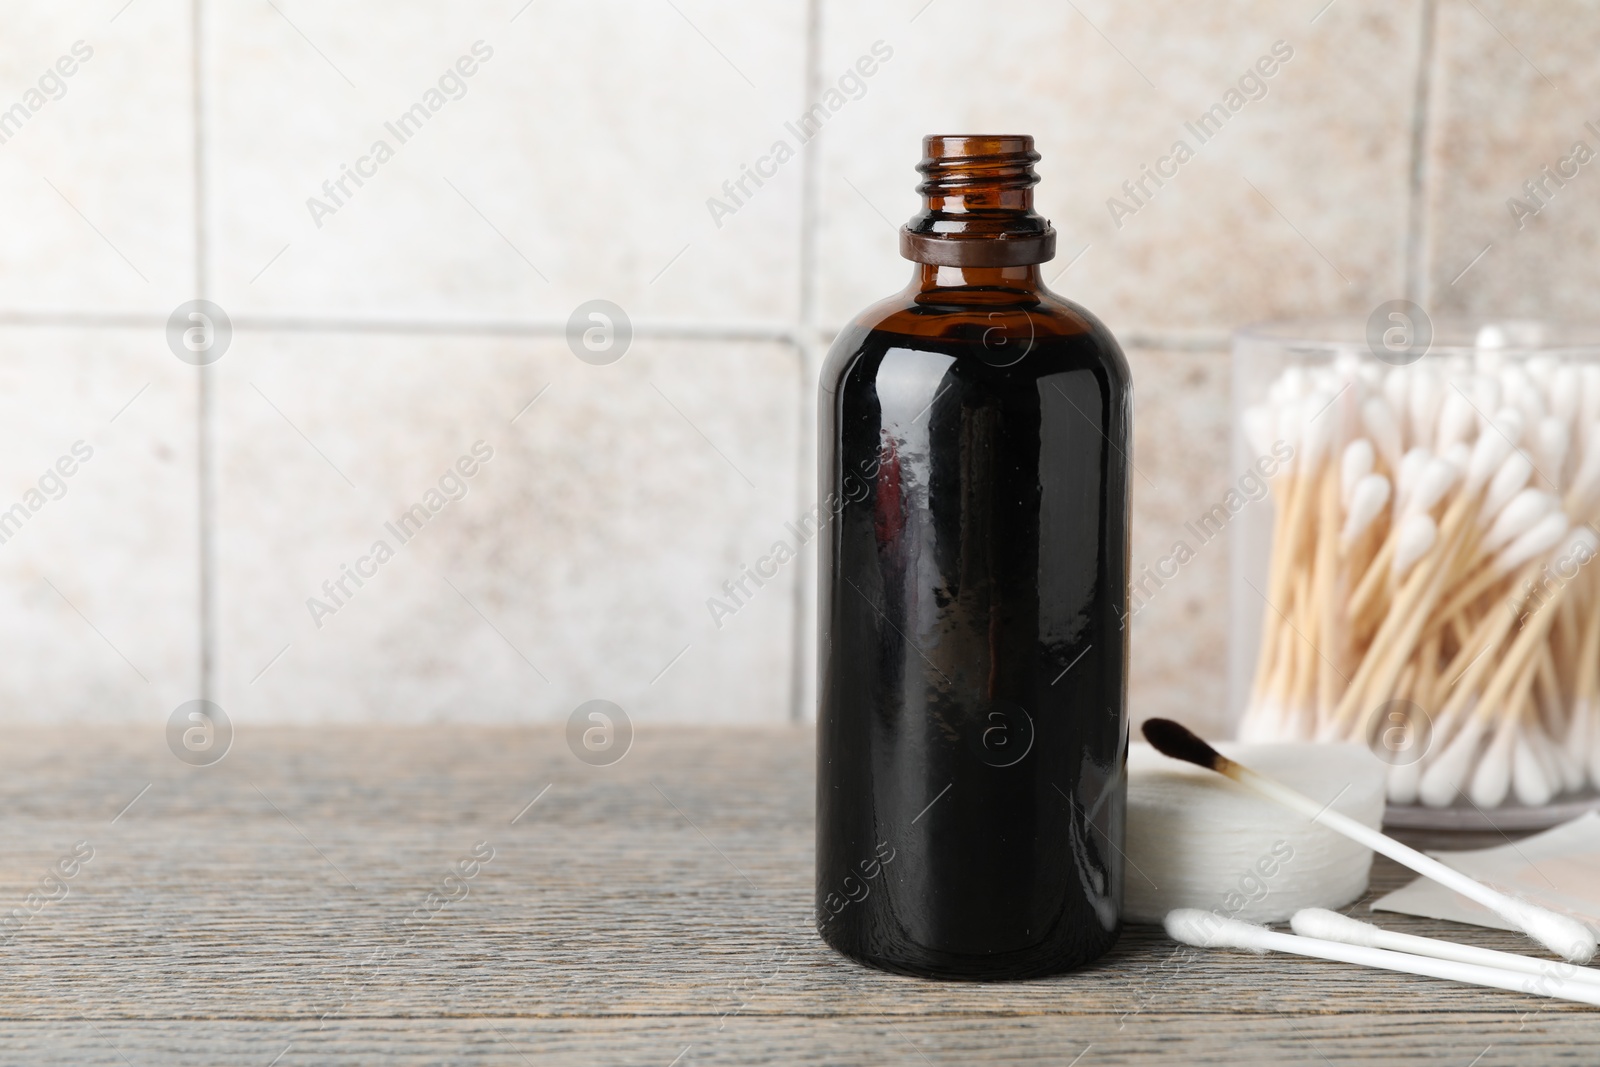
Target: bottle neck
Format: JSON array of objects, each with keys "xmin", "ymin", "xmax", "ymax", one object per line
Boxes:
[
  {"xmin": 900, "ymin": 135, "xmax": 1056, "ymax": 271},
  {"xmin": 913, "ymin": 263, "xmax": 1045, "ymax": 297}
]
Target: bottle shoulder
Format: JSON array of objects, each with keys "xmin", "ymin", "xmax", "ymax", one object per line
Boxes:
[{"xmin": 820, "ymin": 286, "xmax": 1130, "ymax": 394}]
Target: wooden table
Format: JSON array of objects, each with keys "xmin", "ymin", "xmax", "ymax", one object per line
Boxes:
[{"xmin": 1, "ymin": 726, "xmax": 1595, "ymax": 1065}]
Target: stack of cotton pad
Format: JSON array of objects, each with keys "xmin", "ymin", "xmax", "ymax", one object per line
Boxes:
[{"xmin": 1124, "ymin": 740, "xmax": 1386, "ymax": 923}]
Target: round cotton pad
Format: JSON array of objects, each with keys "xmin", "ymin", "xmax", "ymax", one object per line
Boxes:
[{"xmin": 1124, "ymin": 740, "xmax": 1386, "ymax": 923}]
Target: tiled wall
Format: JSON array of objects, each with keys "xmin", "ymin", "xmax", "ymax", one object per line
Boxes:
[{"xmin": 1, "ymin": 0, "xmax": 1592, "ymax": 734}]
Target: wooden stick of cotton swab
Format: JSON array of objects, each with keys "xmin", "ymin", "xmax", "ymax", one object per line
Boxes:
[
  {"xmin": 1330, "ymin": 501, "xmax": 1460, "ymax": 738},
  {"xmin": 1420, "ymin": 492, "xmax": 1562, "ymax": 649},
  {"xmin": 1290, "ymin": 909, "xmax": 1600, "ymax": 987},
  {"xmin": 1344, "ymin": 451, "xmax": 1462, "ymax": 659},
  {"xmin": 1242, "ymin": 403, "xmax": 1296, "ymax": 731},
  {"xmin": 1140, "ymin": 718, "xmax": 1598, "ymax": 963},
  {"xmin": 1341, "ymin": 474, "xmax": 1391, "ymax": 551},
  {"xmin": 1243, "ymin": 395, "xmax": 1331, "ymax": 739},
  {"xmin": 1165, "ymin": 910, "xmax": 1600, "ymax": 1008},
  {"xmin": 1417, "ymin": 524, "xmax": 1598, "ymax": 807},
  {"xmin": 1246, "ymin": 353, "xmax": 1600, "ymax": 805},
  {"xmin": 1575, "ymin": 604, "xmax": 1600, "ymax": 791}
]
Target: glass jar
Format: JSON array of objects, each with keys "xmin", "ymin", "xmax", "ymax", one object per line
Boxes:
[{"xmin": 1230, "ymin": 317, "xmax": 1600, "ymax": 829}]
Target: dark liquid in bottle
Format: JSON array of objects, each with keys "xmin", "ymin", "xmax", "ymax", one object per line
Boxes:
[{"xmin": 815, "ymin": 135, "xmax": 1130, "ymax": 980}]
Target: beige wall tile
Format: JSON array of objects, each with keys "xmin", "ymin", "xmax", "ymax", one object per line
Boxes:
[
  {"xmin": 0, "ymin": 1, "xmax": 194, "ymax": 315},
  {"xmin": 1125, "ymin": 346, "xmax": 1235, "ymax": 739},
  {"xmin": 1422, "ymin": 0, "xmax": 1600, "ymax": 315},
  {"xmin": 812, "ymin": 0, "xmax": 1421, "ymax": 339},
  {"xmin": 214, "ymin": 332, "xmax": 800, "ymax": 725},
  {"xmin": 0, "ymin": 327, "xmax": 198, "ymax": 722},
  {"xmin": 205, "ymin": 0, "xmax": 806, "ymax": 325}
]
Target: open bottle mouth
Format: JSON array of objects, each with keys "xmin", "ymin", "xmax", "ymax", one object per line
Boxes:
[{"xmin": 900, "ymin": 134, "xmax": 1057, "ymax": 267}]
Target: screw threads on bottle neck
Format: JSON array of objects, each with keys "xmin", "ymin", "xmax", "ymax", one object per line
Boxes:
[{"xmin": 900, "ymin": 135, "xmax": 1056, "ymax": 267}]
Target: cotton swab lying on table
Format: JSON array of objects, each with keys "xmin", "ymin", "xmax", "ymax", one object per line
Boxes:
[
  {"xmin": 1290, "ymin": 908, "xmax": 1600, "ymax": 988},
  {"xmin": 1165, "ymin": 909, "xmax": 1600, "ymax": 1008},
  {"xmin": 1141, "ymin": 718, "xmax": 1598, "ymax": 963}
]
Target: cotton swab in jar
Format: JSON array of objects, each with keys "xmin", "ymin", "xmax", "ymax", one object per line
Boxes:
[
  {"xmin": 1341, "ymin": 438, "xmax": 1374, "ymax": 508},
  {"xmin": 1371, "ymin": 423, "xmax": 1514, "ymax": 635},
  {"xmin": 1436, "ymin": 389, "xmax": 1478, "ymax": 452},
  {"xmin": 1419, "ymin": 527, "xmax": 1596, "ymax": 807},
  {"xmin": 1245, "ymin": 340, "xmax": 1600, "ymax": 808},
  {"xmin": 1534, "ymin": 416, "xmax": 1570, "ymax": 492},
  {"xmin": 1165, "ymin": 910, "xmax": 1600, "ymax": 1008},
  {"xmin": 1496, "ymin": 511, "xmax": 1572, "ymax": 572},
  {"xmin": 1405, "ymin": 456, "xmax": 1461, "ymax": 521},
  {"xmin": 1430, "ymin": 480, "xmax": 1550, "ymax": 624},
  {"xmin": 1141, "ymin": 718, "xmax": 1598, "ymax": 962},
  {"xmin": 1563, "ymin": 429, "xmax": 1600, "ymax": 514},
  {"xmin": 1390, "ymin": 514, "xmax": 1437, "ymax": 580},
  {"xmin": 1480, "ymin": 449, "xmax": 1535, "ymax": 523},
  {"xmin": 1362, "ymin": 396, "xmax": 1403, "ymax": 474},
  {"xmin": 1341, "ymin": 474, "xmax": 1390, "ymax": 547},
  {"xmin": 1410, "ymin": 367, "xmax": 1444, "ymax": 452}
]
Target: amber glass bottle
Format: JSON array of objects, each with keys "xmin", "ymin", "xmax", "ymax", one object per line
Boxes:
[{"xmin": 816, "ymin": 135, "xmax": 1131, "ymax": 980}]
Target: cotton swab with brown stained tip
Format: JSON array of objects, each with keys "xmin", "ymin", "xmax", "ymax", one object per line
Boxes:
[
  {"xmin": 1165, "ymin": 910, "xmax": 1600, "ymax": 1008},
  {"xmin": 1140, "ymin": 718, "xmax": 1598, "ymax": 963}
]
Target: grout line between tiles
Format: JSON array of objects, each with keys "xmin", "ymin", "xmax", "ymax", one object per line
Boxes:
[
  {"xmin": 194, "ymin": 0, "xmax": 217, "ymax": 707},
  {"xmin": 0, "ymin": 311, "xmax": 799, "ymax": 344},
  {"xmin": 0, "ymin": 312, "xmax": 1231, "ymax": 356},
  {"xmin": 806, "ymin": 323, "xmax": 1232, "ymax": 354},
  {"xmin": 0, "ymin": 311, "xmax": 169, "ymax": 329},
  {"xmin": 787, "ymin": 0, "xmax": 827, "ymax": 726},
  {"xmin": 1403, "ymin": 0, "xmax": 1440, "ymax": 307},
  {"xmin": 795, "ymin": 0, "xmax": 824, "ymax": 339},
  {"xmin": 222, "ymin": 316, "xmax": 799, "ymax": 343}
]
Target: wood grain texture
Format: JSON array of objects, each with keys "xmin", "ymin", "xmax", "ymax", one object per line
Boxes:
[{"xmin": 0, "ymin": 726, "xmax": 1596, "ymax": 1066}]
